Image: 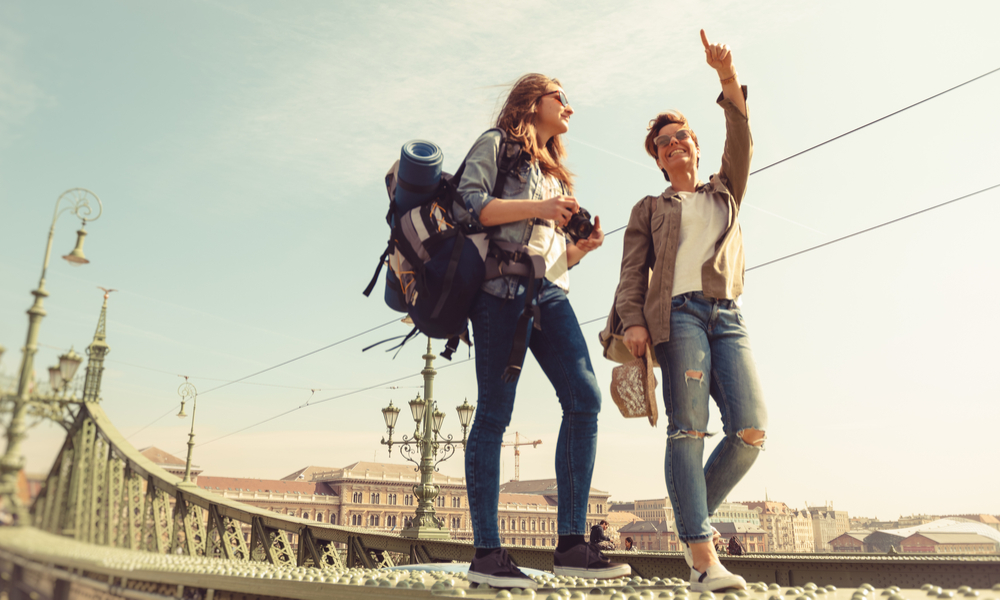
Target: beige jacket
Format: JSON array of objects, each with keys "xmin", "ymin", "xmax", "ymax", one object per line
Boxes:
[{"xmin": 601, "ymin": 90, "xmax": 752, "ymax": 360}]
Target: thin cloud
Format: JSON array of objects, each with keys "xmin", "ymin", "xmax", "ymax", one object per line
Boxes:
[{"xmin": 188, "ymin": 0, "xmax": 811, "ymax": 203}]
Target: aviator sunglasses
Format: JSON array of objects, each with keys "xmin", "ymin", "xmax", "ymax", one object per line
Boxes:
[
  {"xmin": 654, "ymin": 128, "xmax": 694, "ymax": 147},
  {"xmin": 539, "ymin": 90, "xmax": 569, "ymax": 107}
]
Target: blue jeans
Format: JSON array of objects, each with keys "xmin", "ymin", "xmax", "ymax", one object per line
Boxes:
[
  {"xmin": 465, "ymin": 279, "xmax": 601, "ymax": 548},
  {"xmin": 654, "ymin": 292, "xmax": 767, "ymax": 543}
]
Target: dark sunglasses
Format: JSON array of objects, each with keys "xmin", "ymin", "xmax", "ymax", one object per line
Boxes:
[
  {"xmin": 539, "ymin": 90, "xmax": 569, "ymax": 107},
  {"xmin": 653, "ymin": 129, "xmax": 694, "ymax": 147}
]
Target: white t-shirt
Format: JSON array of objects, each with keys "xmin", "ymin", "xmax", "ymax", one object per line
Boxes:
[
  {"xmin": 526, "ymin": 176, "xmax": 570, "ymax": 292},
  {"xmin": 671, "ymin": 190, "xmax": 728, "ymax": 297}
]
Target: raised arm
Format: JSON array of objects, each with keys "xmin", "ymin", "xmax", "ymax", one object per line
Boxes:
[
  {"xmin": 702, "ymin": 29, "xmax": 753, "ymax": 205},
  {"xmin": 701, "ymin": 29, "xmax": 746, "ymax": 117}
]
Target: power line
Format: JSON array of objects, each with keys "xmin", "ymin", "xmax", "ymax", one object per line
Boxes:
[
  {"xmin": 745, "ymin": 183, "xmax": 999, "ymax": 272},
  {"xmin": 125, "ymin": 317, "xmax": 401, "ymax": 440},
  {"xmin": 749, "ymin": 67, "xmax": 1000, "ymax": 177},
  {"xmin": 184, "ymin": 357, "xmax": 473, "ymax": 452},
  {"xmin": 181, "ymin": 181, "xmax": 998, "ymax": 448},
  {"xmin": 106, "ymin": 358, "xmax": 383, "ymax": 391},
  {"xmin": 579, "ymin": 183, "xmax": 999, "ymax": 326},
  {"xmin": 196, "ymin": 318, "xmax": 403, "ymax": 397},
  {"xmin": 599, "ymin": 66, "xmax": 999, "ymax": 238},
  {"xmin": 134, "ymin": 67, "xmax": 999, "ymax": 444}
]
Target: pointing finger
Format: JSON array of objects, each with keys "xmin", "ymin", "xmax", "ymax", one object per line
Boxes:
[{"xmin": 700, "ymin": 29, "xmax": 710, "ymax": 49}]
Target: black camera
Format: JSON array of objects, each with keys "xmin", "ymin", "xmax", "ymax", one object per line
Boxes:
[{"xmin": 565, "ymin": 207, "xmax": 594, "ymax": 242}]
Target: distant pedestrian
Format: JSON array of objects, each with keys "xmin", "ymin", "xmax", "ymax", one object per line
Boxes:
[
  {"xmin": 728, "ymin": 535, "xmax": 745, "ymax": 556},
  {"xmin": 590, "ymin": 519, "xmax": 616, "ymax": 551},
  {"xmin": 624, "ymin": 537, "xmax": 636, "ymax": 552}
]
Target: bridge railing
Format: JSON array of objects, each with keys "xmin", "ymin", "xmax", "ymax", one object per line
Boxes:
[
  {"xmin": 26, "ymin": 402, "xmax": 1000, "ymax": 589},
  {"xmin": 28, "ymin": 401, "xmax": 487, "ymax": 571}
]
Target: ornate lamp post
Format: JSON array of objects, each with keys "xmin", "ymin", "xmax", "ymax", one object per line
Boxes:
[
  {"xmin": 379, "ymin": 338, "xmax": 476, "ymax": 540},
  {"xmin": 0, "ymin": 189, "xmax": 103, "ymax": 521},
  {"xmin": 46, "ymin": 348, "xmax": 84, "ymax": 398},
  {"xmin": 175, "ymin": 379, "xmax": 199, "ymax": 486}
]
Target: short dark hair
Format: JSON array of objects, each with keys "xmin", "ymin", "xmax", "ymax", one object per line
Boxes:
[
  {"xmin": 644, "ymin": 110, "xmax": 700, "ymax": 182},
  {"xmin": 600, "ymin": 519, "xmax": 609, "ymax": 526}
]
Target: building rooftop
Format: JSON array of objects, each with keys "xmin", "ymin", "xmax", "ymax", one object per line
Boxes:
[
  {"xmin": 138, "ymin": 446, "xmax": 188, "ymax": 467},
  {"xmin": 498, "ymin": 479, "xmax": 609, "ymax": 497},
  {"xmin": 307, "ymin": 461, "xmax": 465, "ymax": 484},
  {"xmin": 832, "ymin": 531, "xmax": 872, "ymax": 543},
  {"xmin": 280, "ymin": 465, "xmax": 337, "ymax": 481},
  {"xmin": 714, "ymin": 522, "xmax": 766, "ymax": 535},
  {"xmin": 607, "ymin": 512, "xmax": 640, "ymax": 525},
  {"xmin": 907, "ymin": 532, "xmax": 997, "ymax": 545},
  {"xmin": 877, "ymin": 518, "xmax": 1000, "ymax": 545},
  {"xmin": 498, "ymin": 493, "xmax": 555, "ymax": 506},
  {"xmin": 196, "ymin": 476, "xmax": 338, "ymax": 496},
  {"xmin": 619, "ymin": 520, "xmax": 672, "ymax": 533}
]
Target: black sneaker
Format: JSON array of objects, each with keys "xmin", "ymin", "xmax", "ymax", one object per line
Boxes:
[
  {"xmin": 552, "ymin": 542, "xmax": 631, "ymax": 578},
  {"xmin": 467, "ymin": 548, "xmax": 538, "ymax": 589}
]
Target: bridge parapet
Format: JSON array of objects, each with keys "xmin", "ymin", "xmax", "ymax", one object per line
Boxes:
[{"xmin": 13, "ymin": 401, "xmax": 1000, "ymax": 592}]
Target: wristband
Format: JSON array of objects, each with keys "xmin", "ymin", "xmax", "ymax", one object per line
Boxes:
[{"xmin": 720, "ymin": 72, "xmax": 738, "ymax": 85}]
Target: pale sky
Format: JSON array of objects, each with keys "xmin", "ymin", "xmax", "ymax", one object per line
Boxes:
[{"xmin": 2, "ymin": 0, "xmax": 999, "ymax": 522}]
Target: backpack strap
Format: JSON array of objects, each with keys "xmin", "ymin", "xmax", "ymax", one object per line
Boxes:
[
  {"xmin": 501, "ymin": 255, "xmax": 542, "ymax": 383},
  {"xmin": 363, "ymin": 242, "xmax": 393, "ymax": 298}
]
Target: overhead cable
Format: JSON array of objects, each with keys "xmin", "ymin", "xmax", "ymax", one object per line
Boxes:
[
  {"xmin": 135, "ymin": 68, "xmax": 999, "ymax": 442},
  {"xmin": 124, "ymin": 317, "xmax": 401, "ymax": 440},
  {"xmin": 181, "ymin": 358, "xmax": 474, "ymax": 452}
]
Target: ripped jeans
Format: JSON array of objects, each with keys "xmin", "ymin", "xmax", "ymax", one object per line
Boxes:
[{"xmin": 654, "ymin": 292, "xmax": 767, "ymax": 543}]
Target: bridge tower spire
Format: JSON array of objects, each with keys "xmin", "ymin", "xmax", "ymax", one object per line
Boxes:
[{"xmin": 82, "ymin": 288, "xmax": 115, "ymax": 403}]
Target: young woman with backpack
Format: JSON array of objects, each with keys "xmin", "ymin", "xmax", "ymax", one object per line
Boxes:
[
  {"xmin": 457, "ymin": 74, "xmax": 629, "ymax": 588},
  {"xmin": 610, "ymin": 30, "xmax": 767, "ymax": 592}
]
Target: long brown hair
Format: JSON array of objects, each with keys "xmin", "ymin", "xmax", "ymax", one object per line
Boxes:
[{"xmin": 495, "ymin": 73, "xmax": 574, "ymax": 193}]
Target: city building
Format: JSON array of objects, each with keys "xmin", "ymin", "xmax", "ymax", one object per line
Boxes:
[
  {"xmin": 632, "ymin": 498, "xmax": 674, "ymax": 524},
  {"xmin": 195, "ymin": 461, "xmax": 611, "ymax": 548},
  {"xmin": 791, "ymin": 509, "xmax": 816, "ymax": 553},
  {"xmin": 714, "ymin": 522, "xmax": 768, "ymax": 553},
  {"xmin": 900, "ymin": 532, "xmax": 998, "ymax": 554},
  {"xmin": 608, "ymin": 501, "xmax": 635, "ymax": 514},
  {"xmin": 850, "ymin": 516, "xmax": 899, "ymax": 531},
  {"xmin": 498, "ymin": 478, "xmax": 611, "ymax": 547},
  {"xmin": 140, "ymin": 446, "xmax": 202, "ymax": 480},
  {"xmin": 807, "ymin": 503, "xmax": 849, "ymax": 552},
  {"xmin": 943, "ymin": 515, "xmax": 1000, "ymax": 532},
  {"xmin": 829, "ymin": 531, "xmax": 871, "ymax": 553},
  {"xmin": 864, "ymin": 518, "xmax": 1000, "ymax": 554},
  {"xmin": 897, "ymin": 514, "xmax": 938, "ymax": 528},
  {"xmin": 618, "ymin": 520, "xmax": 679, "ymax": 552},
  {"xmin": 710, "ymin": 501, "xmax": 760, "ymax": 528},
  {"xmin": 742, "ymin": 501, "xmax": 794, "ymax": 552}
]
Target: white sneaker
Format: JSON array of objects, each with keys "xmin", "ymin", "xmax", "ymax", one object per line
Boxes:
[
  {"xmin": 689, "ymin": 564, "xmax": 747, "ymax": 592},
  {"xmin": 682, "ymin": 527, "xmax": 722, "ymax": 567}
]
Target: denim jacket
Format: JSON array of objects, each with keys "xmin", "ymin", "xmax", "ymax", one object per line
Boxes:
[{"xmin": 458, "ymin": 129, "xmax": 566, "ymax": 299}]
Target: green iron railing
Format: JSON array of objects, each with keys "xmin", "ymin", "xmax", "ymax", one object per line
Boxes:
[{"xmin": 26, "ymin": 402, "xmax": 1000, "ymax": 590}]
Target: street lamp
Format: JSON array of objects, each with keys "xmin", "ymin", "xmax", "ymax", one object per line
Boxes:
[
  {"xmin": 0, "ymin": 189, "xmax": 103, "ymax": 522},
  {"xmin": 47, "ymin": 348, "xmax": 83, "ymax": 396},
  {"xmin": 379, "ymin": 337, "xmax": 476, "ymax": 540},
  {"xmin": 176, "ymin": 378, "xmax": 199, "ymax": 485}
]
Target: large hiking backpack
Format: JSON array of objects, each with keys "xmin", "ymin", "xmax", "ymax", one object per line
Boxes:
[{"xmin": 363, "ymin": 129, "xmax": 540, "ymax": 372}]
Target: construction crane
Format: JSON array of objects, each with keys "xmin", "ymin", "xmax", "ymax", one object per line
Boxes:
[{"xmin": 501, "ymin": 432, "xmax": 542, "ymax": 482}]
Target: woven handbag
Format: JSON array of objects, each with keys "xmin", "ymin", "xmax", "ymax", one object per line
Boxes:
[{"xmin": 609, "ymin": 344, "xmax": 658, "ymax": 426}]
